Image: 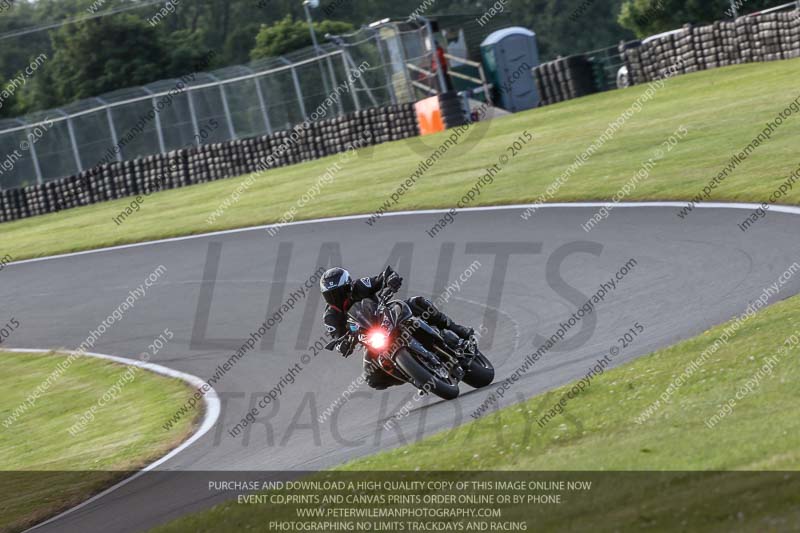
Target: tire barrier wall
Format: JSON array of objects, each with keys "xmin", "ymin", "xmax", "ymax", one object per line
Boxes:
[
  {"xmin": 621, "ymin": 10, "xmax": 800, "ymax": 85},
  {"xmin": 0, "ymin": 104, "xmax": 419, "ymax": 224},
  {"xmin": 533, "ymin": 55, "xmax": 599, "ymax": 107},
  {"xmin": 438, "ymin": 91, "xmax": 471, "ymax": 128},
  {"xmin": 532, "ymin": 10, "xmax": 799, "ymax": 108}
]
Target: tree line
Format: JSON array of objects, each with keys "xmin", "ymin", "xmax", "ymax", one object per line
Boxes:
[{"xmin": 0, "ymin": 0, "xmax": 785, "ymax": 119}]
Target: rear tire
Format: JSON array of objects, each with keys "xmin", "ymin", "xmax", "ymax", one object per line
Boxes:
[
  {"xmin": 395, "ymin": 348, "xmax": 459, "ymax": 400},
  {"xmin": 462, "ymin": 351, "xmax": 494, "ymax": 388}
]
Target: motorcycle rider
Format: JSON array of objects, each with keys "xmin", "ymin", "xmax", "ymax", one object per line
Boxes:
[{"xmin": 320, "ymin": 266, "xmax": 474, "ymax": 390}]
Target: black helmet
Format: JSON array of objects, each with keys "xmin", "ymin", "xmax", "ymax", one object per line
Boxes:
[{"xmin": 320, "ymin": 267, "xmax": 351, "ymax": 309}]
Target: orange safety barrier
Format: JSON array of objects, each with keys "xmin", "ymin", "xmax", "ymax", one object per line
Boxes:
[{"xmin": 414, "ymin": 96, "xmax": 445, "ymax": 136}]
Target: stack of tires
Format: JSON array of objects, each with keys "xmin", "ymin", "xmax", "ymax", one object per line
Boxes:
[
  {"xmin": 673, "ymin": 26, "xmax": 699, "ymax": 74},
  {"xmin": 438, "ymin": 92, "xmax": 469, "ymax": 128},
  {"xmin": 23, "ymin": 184, "xmax": 46, "ymax": 216},
  {"xmin": 783, "ymin": 11, "xmax": 800, "ymax": 59},
  {"xmin": 649, "ymin": 34, "xmax": 671, "ymax": 78},
  {"xmin": 0, "ymin": 188, "xmax": 26, "ymax": 222},
  {"xmin": 715, "ymin": 21, "xmax": 740, "ymax": 67},
  {"xmin": 618, "ymin": 41, "xmax": 645, "ymax": 86},
  {"xmin": 386, "ymin": 104, "xmax": 419, "ymax": 141},
  {"xmin": 92, "ymin": 167, "xmax": 110, "ymax": 202},
  {"xmin": 735, "ymin": 16, "xmax": 756, "ymax": 64},
  {"xmin": 695, "ymin": 24, "xmax": 718, "ymax": 69},
  {"xmin": 753, "ymin": 14, "xmax": 783, "ymax": 61},
  {"xmin": 533, "ymin": 55, "xmax": 598, "ymax": 106},
  {"xmin": 620, "ymin": 9, "xmax": 800, "ymax": 85},
  {"xmin": 562, "ymin": 56, "xmax": 597, "ymax": 99}
]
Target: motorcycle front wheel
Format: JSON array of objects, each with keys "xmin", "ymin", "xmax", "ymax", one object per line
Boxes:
[{"xmin": 395, "ymin": 348, "xmax": 460, "ymax": 400}]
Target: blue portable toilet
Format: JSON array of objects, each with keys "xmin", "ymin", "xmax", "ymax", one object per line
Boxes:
[{"xmin": 480, "ymin": 27, "xmax": 540, "ymax": 112}]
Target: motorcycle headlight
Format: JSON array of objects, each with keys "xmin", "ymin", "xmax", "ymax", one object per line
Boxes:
[{"xmin": 367, "ymin": 329, "xmax": 388, "ymax": 350}]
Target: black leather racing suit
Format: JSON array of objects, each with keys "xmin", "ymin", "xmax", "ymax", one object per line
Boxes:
[{"xmin": 322, "ymin": 274, "xmax": 469, "ymax": 390}]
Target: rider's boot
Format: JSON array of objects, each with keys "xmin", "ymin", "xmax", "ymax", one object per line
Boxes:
[
  {"xmin": 408, "ymin": 296, "xmax": 474, "ymax": 341},
  {"xmin": 444, "ymin": 318, "xmax": 474, "ymax": 341},
  {"xmin": 441, "ymin": 329, "xmax": 463, "ymax": 350}
]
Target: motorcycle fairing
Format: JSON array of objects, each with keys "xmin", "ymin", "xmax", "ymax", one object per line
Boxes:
[{"xmin": 347, "ymin": 299, "xmax": 378, "ymax": 330}]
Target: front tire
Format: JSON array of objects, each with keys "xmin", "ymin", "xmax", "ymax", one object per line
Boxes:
[
  {"xmin": 462, "ymin": 351, "xmax": 494, "ymax": 388},
  {"xmin": 395, "ymin": 348, "xmax": 459, "ymax": 400}
]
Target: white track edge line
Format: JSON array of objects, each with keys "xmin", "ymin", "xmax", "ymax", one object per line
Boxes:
[
  {"xmin": 3, "ymin": 348, "xmax": 220, "ymax": 531},
  {"xmin": 7, "ymin": 201, "xmax": 800, "ymax": 267}
]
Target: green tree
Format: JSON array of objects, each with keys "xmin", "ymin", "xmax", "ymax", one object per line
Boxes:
[
  {"xmin": 48, "ymin": 14, "xmax": 169, "ymax": 102},
  {"xmin": 224, "ymin": 22, "xmax": 263, "ymax": 65},
  {"xmin": 163, "ymin": 29, "xmax": 217, "ymax": 76},
  {"xmin": 251, "ymin": 15, "xmax": 354, "ymax": 60},
  {"xmin": 503, "ymin": 0, "xmax": 635, "ymax": 59},
  {"xmin": 618, "ymin": 0, "xmax": 782, "ymax": 37}
]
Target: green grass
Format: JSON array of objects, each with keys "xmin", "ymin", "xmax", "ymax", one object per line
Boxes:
[
  {"xmin": 0, "ymin": 351, "xmax": 199, "ymax": 532},
  {"xmin": 345, "ymin": 299, "xmax": 800, "ymax": 471},
  {"xmin": 152, "ymin": 275, "xmax": 800, "ymax": 533},
  {"xmin": 2, "ymin": 58, "xmax": 800, "ymax": 261}
]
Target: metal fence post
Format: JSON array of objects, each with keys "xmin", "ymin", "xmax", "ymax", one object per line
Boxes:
[
  {"xmin": 219, "ymin": 85, "xmax": 237, "ymax": 140},
  {"xmin": 66, "ymin": 118, "xmax": 83, "ymax": 172},
  {"xmin": 186, "ymin": 89, "xmax": 201, "ymax": 146},
  {"xmin": 26, "ymin": 129, "xmax": 44, "ymax": 185},
  {"xmin": 246, "ymin": 68, "xmax": 273, "ymax": 135},
  {"xmin": 281, "ymin": 57, "xmax": 308, "ymax": 121},
  {"xmin": 374, "ymin": 32, "xmax": 398, "ymax": 105},
  {"xmin": 153, "ymin": 96, "xmax": 167, "ymax": 153},
  {"xmin": 479, "ymin": 63, "xmax": 493, "ymax": 106},
  {"xmin": 14, "ymin": 119, "xmax": 43, "ymax": 185},
  {"xmin": 96, "ymin": 98, "xmax": 123, "ymax": 162},
  {"xmin": 303, "ymin": 0, "xmax": 334, "ymax": 100},
  {"xmin": 293, "ymin": 67, "xmax": 308, "ymax": 120},
  {"xmin": 340, "ymin": 51, "xmax": 361, "ymax": 111},
  {"xmin": 208, "ymin": 74, "xmax": 237, "ymax": 141},
  {"xmin": 393, "ymin": 24, "xmax": 416, "ymax": 103},
  {"xmin": 56, "ymin": 110, "xmax": 83, "ymax": 173},
  {"xmin": 143, "ymin": 88, "xmax": 167, "ymax": 154},
  {"xmin": 326, "ymin": 34, "xmax": 379, "ymax": 108},
  {"xmin": 419, "ymin": 16, "xmax": 446, "ymax": 93},
  {"xmin": 345, "ymin": 49, "xmax": 379, "ymax": 108},
  {"xmin": 325, "ymin": 54, "xmax": 344, "ymax": 114}
]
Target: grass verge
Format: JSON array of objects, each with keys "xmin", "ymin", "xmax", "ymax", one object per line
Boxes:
[
  {"xmin": 0, "ymin": 351, "xmax": 199, "ymax": 532},
  {"xmin": 152, "ymin": 283, "xmax": 800, "ymax": 532},
  {"xmin": 1, "ymin": 58, "xmax": 799, "ymax": 261}
]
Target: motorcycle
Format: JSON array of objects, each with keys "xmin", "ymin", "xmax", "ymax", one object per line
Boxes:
[{"xmin": 326, "ymin": 269, "xmax": 494, "ymax": 400}]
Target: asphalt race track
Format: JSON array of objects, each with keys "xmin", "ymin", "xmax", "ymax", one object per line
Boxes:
[{"xmin": 5, "ymin": 203, "xmax": 800, "ymax": 532}]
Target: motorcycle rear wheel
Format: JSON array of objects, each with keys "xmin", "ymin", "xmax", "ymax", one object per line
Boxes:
[
  {"xmin": 462, "ymin": 350, "xmax": 495, "ymax": 388},
  {"xmin": 395, "ymin": 349, "xmax": 460, "ymax": 400}
]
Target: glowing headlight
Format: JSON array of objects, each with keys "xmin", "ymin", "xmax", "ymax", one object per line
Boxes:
[{"xmin": 367, "ymin": 329, "xmax": 388, "ymax": 350}]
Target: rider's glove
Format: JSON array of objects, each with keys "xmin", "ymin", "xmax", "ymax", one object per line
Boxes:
[
  {"xmin": 385, "ymin": 272, "xmax": 403, "ymax": 292},
  {"xmin": 337, "ymin": 337, "xmax": 355, "ymax": 358}
]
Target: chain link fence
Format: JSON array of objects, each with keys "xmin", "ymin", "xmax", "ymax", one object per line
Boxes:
[
  {"xmin": 329, "ymin": 21, "xmax": 440, "ymax": 105},
  {"xmin": 0, "ymin": 44, "xmax": 394, "ymax": 190},
  {"xmin": 0, "ymin": 14, "xmax": 509, "ymax": 190}
]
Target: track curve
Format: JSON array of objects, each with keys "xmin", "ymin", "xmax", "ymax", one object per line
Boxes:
[
  {"xmin": 3, "ymin": 348, "xmax": 220, "ymax": 531},
  {"xmin": 4, "ymin": 202, "xmax": 799, "ymax": 532}
]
